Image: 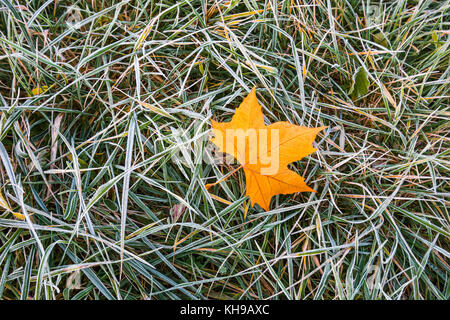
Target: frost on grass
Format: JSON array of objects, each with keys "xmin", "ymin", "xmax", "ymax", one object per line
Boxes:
[{"xmin": 0, "ymin": 1, "xmax": 448, "ymax": 300}]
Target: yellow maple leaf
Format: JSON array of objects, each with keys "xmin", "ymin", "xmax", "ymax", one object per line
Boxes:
[{"xmin": 210, "ymin": 87, "xmax": 326, "ymax": 211}]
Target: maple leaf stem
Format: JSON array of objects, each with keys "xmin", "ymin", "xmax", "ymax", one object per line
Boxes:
[{"xmin": 205, "ymin": 164, "xmax": 244, "ymax": 190}]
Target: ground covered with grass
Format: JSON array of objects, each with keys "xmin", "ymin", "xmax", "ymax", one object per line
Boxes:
[{"xmin": 0, "ymin": 0, "xmax": 448, "ymax": 300}]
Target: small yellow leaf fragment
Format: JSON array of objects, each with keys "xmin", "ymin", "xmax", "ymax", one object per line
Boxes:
[
  {"xmin": 0, "ymin": 191, "xmax": 25, "ymax": 220},
  {"xmin": 31, "ymin": 86, "xmax": 49, "ymax": 96},
  {"xmin": 12, "ymin": 211, "xmax": 26, "ymax": 220},
  {"xmin": 0, "ymin": 191, "xmax": 10, "ymax": 211}
]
